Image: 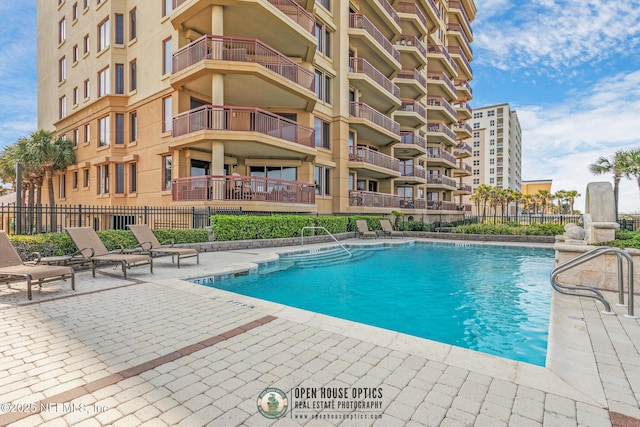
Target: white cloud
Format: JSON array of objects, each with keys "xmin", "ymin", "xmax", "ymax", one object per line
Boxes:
[
  {"xmin": 473, "ymin": 0, "xmax": 640, "ymax": 72},
  {"xmin": 517, "ymin": 70, "xmax": 640, "ymax": 213}
]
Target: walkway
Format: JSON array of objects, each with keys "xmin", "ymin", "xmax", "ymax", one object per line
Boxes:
[{"xmin": 0, "ymin": 239, "xmax": 638, "ymax": 426}]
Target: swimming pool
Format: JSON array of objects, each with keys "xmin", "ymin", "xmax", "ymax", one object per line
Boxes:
[{"xmin": 196, "ymin": 242, "xmax": 555, "ymax": 366}]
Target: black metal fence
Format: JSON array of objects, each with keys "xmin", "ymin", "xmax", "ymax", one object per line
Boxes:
[{"xmin": 0, "ymin": 204, "xmax": 246, "ymax": 235}]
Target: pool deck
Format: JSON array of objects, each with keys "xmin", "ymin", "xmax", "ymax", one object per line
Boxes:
[{"xmin": 0, "ymin": 238, "xmax": 639, "ymax": 427}]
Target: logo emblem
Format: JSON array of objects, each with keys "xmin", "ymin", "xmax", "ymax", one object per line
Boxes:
[{"xmin": 257, "ymin": 388, "xmax": 288, "ymax": 419}]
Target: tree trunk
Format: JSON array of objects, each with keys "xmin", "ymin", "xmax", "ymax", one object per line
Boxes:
[{"xmin": 46, "ymin": 168, "xmax": 57, "ymax": 232}]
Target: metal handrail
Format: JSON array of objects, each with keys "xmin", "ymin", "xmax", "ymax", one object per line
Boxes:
[
  {"xmin": 300, "ymin": 226, "xmax": 352, "ymax": 257},
  {"xmin": 551, "ymin": 246, "xmax": 635, "ymax": 317}
]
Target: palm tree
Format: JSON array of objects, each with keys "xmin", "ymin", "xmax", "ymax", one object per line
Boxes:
[
  {"xmin": 471, "ymin": 184, "xmax": 491, "ymax": 222},
  {"xmin": 554, "ymin": 190, "xmax": 567, "ymax": 214},
  {"xmin": 565, "ymin": 190, "xmax": 580, "ymax": 214},
  {"xmin": 624, "ymin": 148, "xmax": 640, "ymax": 201},
  {"xmin": 589, "ymin": 150, "xmax": 632, "ymax": 219},
  {"xmin": 537, "ymin": 190, "xmax": 552, "ymax": 215},
  {"xmin": 26, "ymin": 130, "xmax": 76, "ymax": 231}
]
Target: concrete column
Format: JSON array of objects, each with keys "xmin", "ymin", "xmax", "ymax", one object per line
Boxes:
[
  {"xmin": 212, "ymin": 5, "xmax": 223, "ymax": 35},
  {"xmin": 211, "ymin": 6, "xmax": 224, "ymax": 104},
  {"xmin": 211, "ymin": 141, "xmax": 225, "ymax": 199}
]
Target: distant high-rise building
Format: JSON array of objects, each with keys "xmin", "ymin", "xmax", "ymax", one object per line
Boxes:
[{"xmin": 38, "ymin": 0, "xmax": 476, "ymax": 216}]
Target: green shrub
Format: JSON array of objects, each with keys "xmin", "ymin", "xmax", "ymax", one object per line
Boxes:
[
  {"xmin": 451, "ymin": 222, "xmax": 564, "ymax": 236},
  {"xmin": 602, "ymin": 229, "xmax": 640, "ymax": 249}
]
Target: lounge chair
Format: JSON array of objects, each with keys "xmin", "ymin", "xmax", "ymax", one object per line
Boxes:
[
  {"xmin": 380, "ymin": 220, "xmax": 404, "ymax": 238},
  {"xmin": 356, "ymin": 220, "xmax": 376, "ymax": 239},
  {"xmin": 128, "ymin": 225, "xmax": 199, "ymax": 268},
  {"xmin": 65, "ymin": 227, "xmax": 153, "ymax": 278},
  {"xmin": 0, "ymin": 231, "xmax": 75, "ymax": 300}
]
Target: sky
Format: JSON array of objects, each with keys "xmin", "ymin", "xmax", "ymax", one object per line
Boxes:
[{"xmin": 0, "ymin": 0, "xmax": 639, "ymax": 213}]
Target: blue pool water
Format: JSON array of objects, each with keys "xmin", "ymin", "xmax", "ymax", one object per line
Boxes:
[{"xmin": 199, "ymin": 242, "xmax": 555, "ymax": 366}]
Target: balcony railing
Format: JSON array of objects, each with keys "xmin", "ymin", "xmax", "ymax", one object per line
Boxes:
[
  {"xmin": 426, "ymin": 96, "xmax": 457, "ymax": 118},
  {"xmin": 376, "ymin": 0, "xmax": 400, "ymax": 24},
  {"xmin": 427, "ymin": 122, "xmax": 456, "ymax": 141},
  {"xmin": 350, "ymin": 102, "xmax": 400, "ymax": 135},
  {"xmin": 454, "ymin": 142, "xmax": 472, "ymax": 156},
  {"xmin": 349, "ymin": 190, "xmax": 425, "ymax": 209},
  {"xmin": 457, "ymin": 162, "xmax": 472, "ymax": 174},
  {"xmin": 172, "ymin": 35, "xmax": 315, "ymax": 92},
  {"xmin": 396, "ymin": 34, "xmax": 427, "ymax": 58},
  {"xmin": 448, "ymin": 0, "xmax": 473, "ymax": 36},
  {"xmin": 427, "ymin": 200, "xmax": 463, "ymax": 211},
  {"xmin": 349, "ymin": 146, "xmax": 400, "ymax": 172},
  {"xmin": 426, "ymin": 147, "xmax": 457, "ymax": 164},
  {"xmin": 427, "ymin": 71, "xmax": 456, "ymax": 95},
  {"xmin": 448, "ymin": 45, "xmax": 472, "ymax": 75},
  {"xmin": 172, "ymin": 105, "xmax": 315, "ymax": 148},
  {"xmin": 427, "ymin": 0, "xmax": 441, "ymax": 19},
  {"xmin": 456, "ymin": 100, "xmax": 473, "ymax": 116},
  {"xmin": 427, "ymin": 44, "xmax": 457, "ymax": 73},
  {"xmin": 266, "ymin": 0, "xmax": 315, "ymax": 34},
  {"xmin": 349, "ymin": 58, "xmax": 400, "ymax": 98},
  {"xmin": 349, "ymin": 14, "xmax": 401, "ymax": 62},
  {"xmin": 397, "ymin": 68, "xmax": 426, "ymax": 88},
  {"xmin": 446, "ymin": 23, "xmax": 472, "ymax": 54},
  {"xmin": 453, "ymin": 121, "xmax": 472, "ymax": 134},
  {"xmin": 454, "ymin": 79, "xmax": 473, "ymax": 96},
  {"xmin": 427, "ymin": 174, "xmax": 457, "ymax": 187},
  {"xmin": 396, "ymin": 2, "xmax": 427, "ymax": 28},
  {"xmin": 172, "ymin": 175, "xmax": 315, "ymax": 204},
  {"xmin": 399, "ymin": 100, "xmax": 426, "ymax": 118},
  {"xmin": 399, "ymin": 164, "xmax": 426, "ymax": 179},
  {"xmin": 400, "ymin": 131, "xmax": 426, "ymax": 149}
]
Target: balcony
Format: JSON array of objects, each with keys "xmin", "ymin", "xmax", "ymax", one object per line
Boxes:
[
  {"xmin": 348, "ymin": 146, "xmax": 401, "ymax": 178},
  {"xmin": 172, "ymin": 105, "xmax": 316, "ymax": 158},
  {"xmin": 446, "ymin": 23, "xmax": 473, "ymax": 59},
  {"xmin": 350, "ymin": 102, "xmax": 400, "ymax": 146},
  {"xmin": 452, "ymin": 121, "xmax": 472, "ymax": 138},
  {"xmin": 172, "ymin": 175, "xmax": 316, "ymax": 206},
  {"xmin": 452, "ymin": 161, "xmax": 472, "ymax": 177},
  {"xmin": 171, "ymin": 36, "xmax": 315, "ymax": 110},
  {"xmin": 348, "ymin": 57, "xmax": 401, "ymax": 112},
  {"xmin": 349, "ymin": 190, "xmax": 426, "ymax": 210},
  {"xmin": 426, "ymin": 122, "xmax": 456, "ymax": 146},
  {"xmin": 455, "ymin": 100, "xmax": 473, "ymax": 121},
  {"xmin": 395, "ymin": 99, "xmax": 427, "ymax": 128},
  {"xmin": 453, "ymin": 182, "xmax": 472, "ymax": 193},
  {"xmin": 427, "ymin": 44, "xmax": 457, "ymax": 75},
  {"xmin": 426, "ymin": 96, "xmax": 457, "ymax": 123},
  {"xmin": 447, "ymin": 1, "xmax": 473, "ymax": 40},
  {"xmin": 396, "ymin": 2, "xmax": 429, "ymax": 36},
  {"xmin": 395, "ymin": 68, "xmax": 427, "ymax": 99},
  {"xmin": 427, "ymin": 174, "xmax": 457, "ymax": 188},
  {"xmin": 454, "ymin": 142, "xmax": 472, "ymax": 158},
  {"xmin": 395, "ymin": 34, "xmax": 427, "ymax": 69},
  {"xmin": 427, "ymin": 71, "xmax": 457, "ymax": 99},
  {"xmin": 426, "ymin": 147, "xmax": 457, "ymax": 166},
  {"xmin": 375, "ymin": 0, "xmax": 401, "ymax": 27},
  {"xmin": 170, "ymin": 0, "xmax": 315, "ymax": 62},
  {"xmin": 396, "ymin": 131, "xmax": 427, "ymax": 156},
  {"xmin": 454, "ymin": 79, "xmax": 473, "ymax": 99},
  {"xmin": 448, "ymin": 45, "xmax": 473, "ymax": 79},
  {"xmin": 416, "ymin": 0, "xmax": 441, "ymax": 32},
  {"xmin": 349, "ymin": 14, "xmax": 401, "ymax": 75},
  {"xmin": 399, "ymin": 164, "xmax": 427, "ymax": 181},
  {"xmin": 427, "ymin": 200, "xmax": 470, "ymax": 211}
]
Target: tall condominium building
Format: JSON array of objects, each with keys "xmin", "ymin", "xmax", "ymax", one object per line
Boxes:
[
  {"xmin": 462, "ymin": 103, "xmax": 522, "ymax": 207},
  {"xmin": 38, "ymin": 0, "xmax": 476, "ymax": 216}
]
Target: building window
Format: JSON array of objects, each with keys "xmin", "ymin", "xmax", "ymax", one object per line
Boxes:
[
  {"xmin": 490, "ymin": 178, "xmax": 495, "ymax": 184},
  {"xmin": 490, "ymin": 168, "xmax": 495, "ymax": 174},
  {"xmin": 73, "ymin": 86, "xmax": 79, "ymax": 105},
  {"xmin": 489, "ymin": 158, "xmax": 495, "ymax": 165},
  {"xmin": 59, "ymin": 57, "xmax": 66, "ymax": 82},
  {"xmin": 84, "ymin": 123, "xmax": 90, "ymax": 143},
  {"xmin": 72, "ymin": 44, "xmax": 79, "ymax": 63},
  {"xmin": 115, "ymin": 14, "xmax": 124, "ymax": 44},
  {"xmin": 473, "ymin": 169, "xmax": 479, "ymax": 175},
  {"xmin": 487, "ymin": 110, "xmax": 495, "ymax": 116},
  {"xmin": 473, "ymin": 178, "xmax": 479, "ymax": 185},
  {"xmin": 473, "ymin": 112, "xmax": 483, "ymax": 119},
  {"xmin": 472, "ymin": 150, "xmax": 479, "ymax": 157},
  {"xmin": 490, "ymin": 139, "xmax": 495, "ymax": 145},
  {"xmin": 249, "ymin": 166, "xmax": 297, "ymax": 181},
  {"xmin": 473, "ymin": 131, "xmax": 480, "ymax": 138},
  {"xmin": 162, "ymin": 96, "xmax": 172, "ymax": 132},
  {"xmin": 128, "ymin": 111, "xmax": 137, "ymax": 142},
  {"xmin": 83, "ymin": 0, "xmax": 89, "ymax": 9},
  {"xmin": 98, "ymin": 67, "xmax": 109, "ymax": 97},
  {"xmin": 115, "ymin": 113, "xmax": 124, "ymax": 144},
  {"xmin": 59, "ymin": 96, "xmax": 67, "ymax": 119},
  {"xmin": 115, "ymin": 163, "xmax": 125, "ymax": 194},
  {"xmin": 129, "ymin": 59, "xmax": 137, "ymax": 91},
  {"xmin": 490, "ymin": 120, "xmax": 495, "ymax": 127},
  {"xmin": 129, "ymin": 8, "xmax": 137, "ymax": 40},
  {"xmin": 315, "ymin": 23, "xmax": 331, "ymax": 57},
  {"xmin": 162, "ymin": 38, "xmax": 172, "ymax": 74},
  {"xmin": 59, "ymin": 18, "xmax": 66, "ymax": 44},
  {"xmin": 314, "ymin": 166, "xmax": 330, "ymax": 195},
  {"xmin": 83, "ymin": 169, "xmax": 90, "ymax": 187},
  {"xmin": 72, "ymin": 171, "xmax": 78, "ymax": 189},
  {"xmin": 83, "ymin": 79, "xmax": 90, "ymax": 99},
  {"xmin": 129, "ymin": 163, "xmax": 137, "ymax": 193},
  {"xmin": 58, "ymin": 174, "xmax": 66, "ymax": 199},
  {"xmin": 98, "ymin": 18, "xmax": 110, "ymax": 52},
  {"xmin": 314, "ymin": 69, "xmax": 331, "ymax": 103},
  {"xmin": 316, "ymin": 0, "xmax": 330, "ymax": 11},
  {"xmin": 473, "ymin": 141, "xmax": 480, "ymax": 147},
  {"xmin": 490, "ymin": 129, "xmax": 495, "ymax": 136},
  {"xmin": 314, "ymin": 117, "xmax": 330, "ymax": 149},
  {"xmin": 472, "ymin": 160, "xmax": 479, "ymax": 166},
  {"xmin": 98, "ymin": 115, "xmax": 110, "ymax": 146},
  {"xmin": 489, "ymin": 149, "xmax": 495, "ymax": 155},
  {"xmin": 73, "ymin": 128, "xmax": 79, "ymax": 146},
  {"xmin": 473, "ymin": 122, "xmax": 480, "ymax": 129},
  {"xmin": 72, "ymin": 3, "xmax": 78, "ymax": 20},
  {"xmin": 115, "ymin": 63, "xmax": 124, "ymax": 94},
  {"xmin": 98, "ymin": 164, "xmax": 109, "ymax": 195},
  {"xmin": 162, "ymin": 155, "xmax": 172, "ymax": 190},
  {"xmin": 163, "ymin": 0, "xmax": 173, "ymax": 16},
  {"xmin": 83, "ymin": 34, "xmax": 90, "ymax": 54}
]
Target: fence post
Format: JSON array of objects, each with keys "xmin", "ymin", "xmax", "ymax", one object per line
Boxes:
[
  {"xmin": 78, "ymin": 204, "xmax": 83, "ymax": 227},
  {"xmin": 144, "ymin": 206, "xmax": 148, "ymax": 224}
]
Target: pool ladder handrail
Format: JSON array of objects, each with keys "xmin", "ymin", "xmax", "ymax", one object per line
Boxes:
[
  {"xmin": 551, "ymin": 246, "xmax": 635, "ymax": 317},
  {"xmin": 300, "ymin": 226, "xmax": 352, "ymax": 257}
]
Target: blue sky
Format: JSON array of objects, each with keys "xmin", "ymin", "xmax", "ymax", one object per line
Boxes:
[{"xmin": 1, "ymin": 0, "xmax": 639, "ymax": 212}]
